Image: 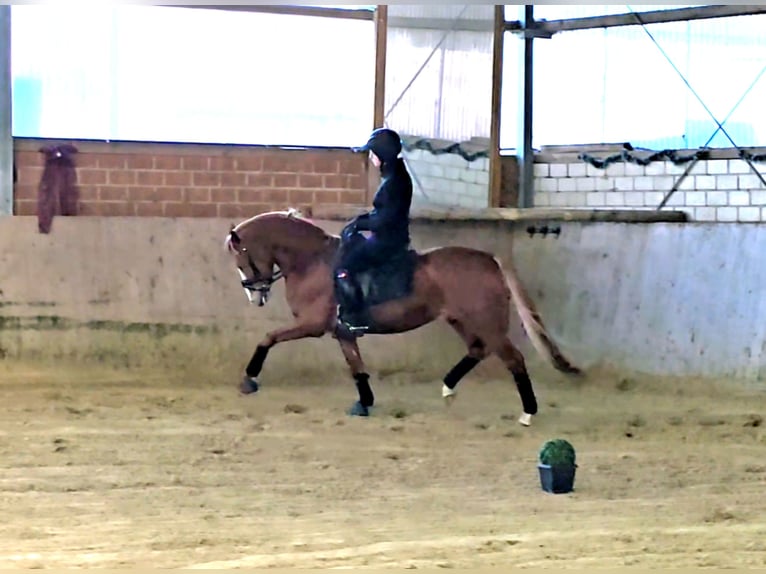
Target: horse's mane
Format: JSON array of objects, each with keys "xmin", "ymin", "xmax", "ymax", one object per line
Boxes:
[{"xmin": 225, "ymin": 208, "xmax": 335, "ymax": 254}]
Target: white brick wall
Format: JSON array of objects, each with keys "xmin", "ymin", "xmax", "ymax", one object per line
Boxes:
[
  {"xmin": 397, "ymin": 145, "xmax": 766, "ymax": 222},
  {"xmin": 403, "ymin": 148, "xmax": 489, "ymax": 209},
  {"xmin": 534, "ymin": 157, "xmax": 766, "ymax": 222}
]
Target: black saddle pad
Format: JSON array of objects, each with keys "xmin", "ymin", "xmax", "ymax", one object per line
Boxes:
[{"xmin": 357, "ymin": 249, "xmax": 419, "ymax": 307}]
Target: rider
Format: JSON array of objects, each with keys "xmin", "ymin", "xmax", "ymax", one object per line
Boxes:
[{"xmin": 335, "ymin": 127, "xmax": 413, "ymax": 334}]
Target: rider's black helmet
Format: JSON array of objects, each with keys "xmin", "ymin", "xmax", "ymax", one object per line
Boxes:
[{"xmin": 352, "ymin": 128, "xmax": 402, "ymax": 163}]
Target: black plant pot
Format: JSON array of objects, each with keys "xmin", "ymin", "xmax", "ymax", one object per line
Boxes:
[{"xmin": 538, "ymin": 463, "xmax": 576, "ymax": 494}]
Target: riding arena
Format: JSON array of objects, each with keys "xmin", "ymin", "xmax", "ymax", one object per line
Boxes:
[{"xmin": 1, "ymin": 5, "xmax": 765, "ymax": 568}]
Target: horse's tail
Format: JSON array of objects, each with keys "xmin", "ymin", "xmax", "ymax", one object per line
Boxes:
[{"xmin": 499, "ymin": 258, "xmax": 582, "ymax": 375}]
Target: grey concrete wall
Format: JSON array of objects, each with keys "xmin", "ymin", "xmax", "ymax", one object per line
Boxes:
[
  {"xmin": 509, "ymin": 221, "xmax": 766, "ymax": 384},
  {"xmin": 0, "ymin": 217, "xmax": 471, "ymax": 384},
  {"xmin": 1, "ymin": 216, "xmax": 763, "ymax": 386}
]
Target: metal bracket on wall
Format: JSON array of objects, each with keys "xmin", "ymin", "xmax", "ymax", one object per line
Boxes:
[
  {"xmin": 526, "ymin": 224, "xmax": 561, "ymax": 238},
  {"xmin": 506, "ymin": 24, "xmax": 554, "ymax": 39}
]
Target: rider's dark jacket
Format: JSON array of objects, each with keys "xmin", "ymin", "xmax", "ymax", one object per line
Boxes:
[{"xmin": 353, "ymin": 157, "xmax": 413, "ymax": 247}]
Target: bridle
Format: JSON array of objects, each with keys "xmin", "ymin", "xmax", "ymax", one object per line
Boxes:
[{"xmin": 237, "ymin": 246, "xmax": 284, "ymax": 307}]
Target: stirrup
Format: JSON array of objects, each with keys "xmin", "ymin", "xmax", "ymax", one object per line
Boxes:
[
  {"xmin": 337, "ymin": 312, "xmax": 369, "ymax": 331},
  {"xmin": 335, "ymin": 320, "xmax": 367, "ymax": 340},
  {"xmin": 344, "ymin": 322, "xmax": 369, "ymax": 333},
  {"xmin": 335, "ymin": 307, "xmax": 369, "ymax": 338}
]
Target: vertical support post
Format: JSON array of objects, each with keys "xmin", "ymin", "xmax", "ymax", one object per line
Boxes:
[
  {"xmin": 488, "ymin": 5, "xmax": 505, "ymax": 208},
  {"xmin": 0, "ymin": 6, "xmax": 12, "ymax": 215},
  {"xmin": 368, "ymin": 4, "xmax": 388, "ymax": 204},
  {"xmin": 517, "ymin": 4, "xmax": 535, "ymax": 208},
  {"xmin": 373, "ymin": 4, "xmax": 388, "ymax": 129}
]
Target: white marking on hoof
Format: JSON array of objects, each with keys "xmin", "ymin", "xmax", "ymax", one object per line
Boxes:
[
  {"xmin": 518, "ymin": 412, "xmax": 533, "ymax": 426},
  {"xmin": 442, "ymin": 384, "xmax": 457, "ymax": 406}
]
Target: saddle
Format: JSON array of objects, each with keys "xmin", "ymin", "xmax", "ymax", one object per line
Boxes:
[{"xmin": 354, "ymin": 249, "xmax": 419, "ymax": 308}]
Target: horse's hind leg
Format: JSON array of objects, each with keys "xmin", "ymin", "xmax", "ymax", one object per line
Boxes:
[
  {"xmin": 441, "ymin": 318, "xmax": 488, "ymax": 403},
  {"xmin": 492, "ymin": 336, "xmax": 538, "ymax": 426},
  {"xmin": 338, "ymin": 338, "xmax": 374, "ymax": 417}
]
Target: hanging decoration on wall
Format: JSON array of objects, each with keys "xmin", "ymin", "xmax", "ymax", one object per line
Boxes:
[
  {"xmin": 578, "ymin": 145, "xmax": 709, "ymax": 169},
  {"xmin": 581, "ymin": 147, "xmax": 766, "ymax": 169},
  {"xmin": 37, "ymin": 144, "xmax": 80, "ymax": 234},
  {"xmin": 401, "ymin": 135, "xmax": 489, "ymax": 162},
  {"xmin": 738, "ymin": 149, "xmax": 766, "ymax": 163}
]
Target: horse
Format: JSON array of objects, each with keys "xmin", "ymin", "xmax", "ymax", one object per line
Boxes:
[{"xmin": 224, "ymin": 209, "xmax": 581, "ymax": 424}]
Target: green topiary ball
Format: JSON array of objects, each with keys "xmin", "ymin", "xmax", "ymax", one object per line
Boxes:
[{"xmin": 539, "ymin": 438, "xmax": 576, "ymax": 467}]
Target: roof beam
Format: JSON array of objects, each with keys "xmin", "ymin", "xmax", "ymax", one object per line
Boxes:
[
  {"xmin": 170, "ymin": 5, "xmax": 374, "ymax": 21},
  {"xmin": 505, "ymin": 5, "xmax": 766, "ymax": 35},
  {"xmin": 388, "ymin": 17, "xmax": 493, "ymax": 33}
]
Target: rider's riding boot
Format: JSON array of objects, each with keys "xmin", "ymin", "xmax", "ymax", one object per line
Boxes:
[{"xmin": 334, "ymin": 270, "xmax": 368, "ymax": 337}]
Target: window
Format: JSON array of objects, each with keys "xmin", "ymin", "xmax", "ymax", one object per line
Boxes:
[
  {"xmin": 500, "ymin": 12, "xmax": 766, "ymax": 150},
  {"xmin": 11, "ymin": 5, "xmax": 376, "ymax": 147}
]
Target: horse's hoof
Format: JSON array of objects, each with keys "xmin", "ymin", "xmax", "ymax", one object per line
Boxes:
[
  {"xmin": 518, "ymin": 412, "xmax": 533, "ymax": 426},
  {"xmin": 442, "ymin": 384, "xmax": 457, "ymax": 406},
  {"xmin": 240, "ymin": 376, "xmax": 259, "ymax": 395},
  {"xmin": 347, "ymin": 401, "xmax": 369, "ymax": 417}
]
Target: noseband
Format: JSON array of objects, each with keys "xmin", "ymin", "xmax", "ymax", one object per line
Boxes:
[{"xmin": 237, "ymin": 247, "xmax": 283, "ymax": 307}]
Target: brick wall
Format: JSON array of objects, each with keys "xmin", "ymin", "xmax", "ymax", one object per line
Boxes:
[
  {"xmin": 533, "ymin": 145, "xmax": 766, "ymax": 222},
  {"xmin": 13, "ymin": 138, "xmax": 368, "ymax": 218}
]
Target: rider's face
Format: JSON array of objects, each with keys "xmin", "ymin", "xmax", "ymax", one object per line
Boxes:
[{"xmin": 369, "ymin": 150, "xmax": 381, "ymax": 167}]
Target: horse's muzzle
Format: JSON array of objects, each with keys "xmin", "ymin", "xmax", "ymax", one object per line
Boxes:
[
  {"xmin": 237, "ymin": 267, "xmax": 283, "ymax": 307},
  {"xmin": 238, "ymin": 270, "xmax": 270, "ymax": 306},
  {"xmin": 255, "ymin": 288, "xmax": 270, "ymax": 307},
  {"xmin": 240, "ymin": 280, "xmax": 271, "ymax": 306}
]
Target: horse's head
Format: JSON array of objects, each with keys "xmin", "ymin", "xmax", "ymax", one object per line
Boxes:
[
  {"xmin": 225, "ymin": 209, "xmax": 332, "ymax": 306},
  {"xmin": 225, "ymin": 223, "xmax": 282, "ymax": 307}
]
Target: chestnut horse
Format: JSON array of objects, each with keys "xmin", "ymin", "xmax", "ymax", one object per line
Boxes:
[{"xmin": 224, "ymin": 209, "xmax": 581, "ymax": 424}]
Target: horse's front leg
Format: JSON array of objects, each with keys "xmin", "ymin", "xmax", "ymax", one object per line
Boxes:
[
  {"xmin": 337, "ymin": 338, "xmax": 374, "ymax": 417},
  {"xmin": 240, "ymin": 321, "xmax": 327, "ymax": 394}
]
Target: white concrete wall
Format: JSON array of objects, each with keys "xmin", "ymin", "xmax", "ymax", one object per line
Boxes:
[
  {"xmin": 534, "ymin": 156, "xmax": 766, "ymax": 222},
  {"xmin": 403, "ymin": 148, "xmax": 490, "ymax": 209}
]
